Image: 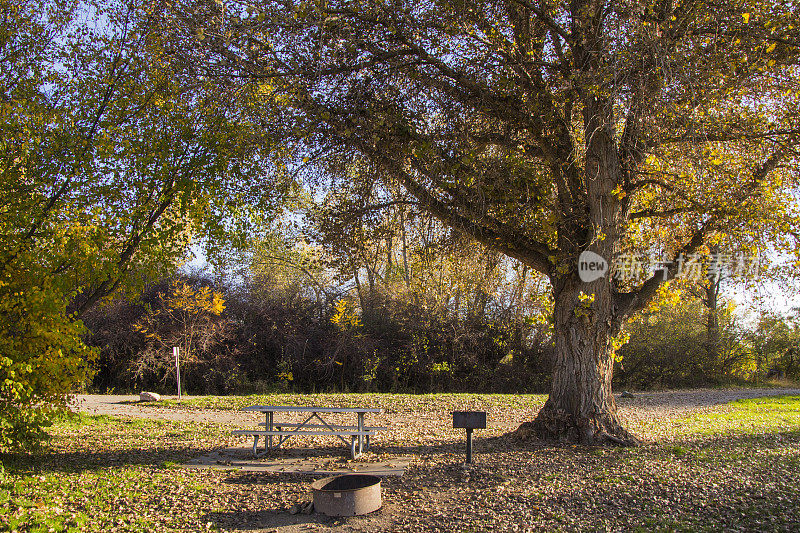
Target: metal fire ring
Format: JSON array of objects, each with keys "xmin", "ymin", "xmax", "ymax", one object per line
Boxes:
[{"xmin": 311, "ymin": 474, "xmax": 382, "ymax": 516}]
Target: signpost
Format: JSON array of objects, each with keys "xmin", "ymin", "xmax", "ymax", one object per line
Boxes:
[{"xmin": 173, "ymin": 346, "xmax": 182, "ymax": 399}]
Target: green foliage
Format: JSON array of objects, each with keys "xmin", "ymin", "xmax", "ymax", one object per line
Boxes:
[
  {"xmin": 616, "ymin": 296, "xmax": 753, "ymax": 388},
  {"xmin": 749, "ymin": 311, "xmax": 800, "ymax": 379},
  {"xmin": 0, "ymin": 0, "xmax": 95, "ymax": 450},
  {"xmin": 0, "ymin": 0, "xmax": 292, "ymax": 449},
  {"xmin": 0, "ymin": 273, "xmax": 95, "ymax": 451}
]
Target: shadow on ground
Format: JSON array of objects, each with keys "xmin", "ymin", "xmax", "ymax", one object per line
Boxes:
[
  {"xmin": 1, "ymin": 433, "xmax": 542, "ymax": 476},
  {"xmin": 1, "ymin": 445, "xmax": 211, "ymax": 473},
  {"xmin": 201, "ymin": 508, "xmax": 333, "ymax": 531}
]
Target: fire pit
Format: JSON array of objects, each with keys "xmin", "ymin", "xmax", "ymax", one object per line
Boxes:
[{"xmin": 311, "ymin": 474, "xmax": 382, "ymax": 516}]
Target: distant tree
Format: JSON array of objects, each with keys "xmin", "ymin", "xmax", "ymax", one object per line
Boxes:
[
  {"xmin": 617, "ymin": 295, "xmax": 753, "ymax": 388},
  {"xmin": 131, "ymin": 279, "xmax": 238, "ymax": 393},
  {"xmin": 750, "ymin": 310, "xmax": 800, "ymax": 380}
]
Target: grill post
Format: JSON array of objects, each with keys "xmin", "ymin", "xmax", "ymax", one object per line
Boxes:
[
  {"xmin": 465, "ymin": 427, "xmax": 474, "ymax": 463},
  {"xmin": 453, "ymin": 411, "xmax": 486, "ymax": 465}
]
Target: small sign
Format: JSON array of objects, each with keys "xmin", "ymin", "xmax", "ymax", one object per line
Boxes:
[
  {"xmin": 453, "ymin": 411, "xmax": 487, "ymax": 429},
  {"xmin": 173, "ymin": 346, "xmax": 181, "ymax": 399}
]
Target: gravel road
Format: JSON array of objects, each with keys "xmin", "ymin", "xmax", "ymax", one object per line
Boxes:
[
  {"xmin": 68, "ymin": 394, "xmax": 257, "ymax": 425},
  {"xmin": 69, "ymin": 387, "xmax": 800, "ymax": 425}
]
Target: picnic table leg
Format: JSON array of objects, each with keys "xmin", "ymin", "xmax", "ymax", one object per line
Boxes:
[
  {"xmin": 357, "ymin": 412, "xmax": 365, "ymax": 457},
  {"xmin": 266, "ymin": 412, "xmax": 273, "ymax": 452},
  {"xmin": 348, "ymin": 413, "xmax": 366, "ymax": 460}
]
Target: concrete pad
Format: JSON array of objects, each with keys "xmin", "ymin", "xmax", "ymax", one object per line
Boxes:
[{"xmin": 183, "ymin": 446, "xmax": 411, "ymax": 476}]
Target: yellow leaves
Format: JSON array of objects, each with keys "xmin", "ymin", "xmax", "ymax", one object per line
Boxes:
[
  {"xmin": 766, "ymin": 42, "xmax": 777, "ymax": 53},
  {"xmin": 742, "ymin": 13, "xmax": 750, "ymax": 23},
  {"xmin": 165, "ymin": 280, "xmax": 225, "ymax": 316},
  {"xmin": 610, "ymin": 331, "xmax": 631, "ymax": 362},
  {"xmin": 257, "ymin": 83, "xmax": 274, "ymax": 96},
  {"xmin": 645, "ymin": 281, "xmax": 683, "ymax": 314},
  {"xmin": 331, "ymin": 299, "xmax": 361, "ymax": 331},
  {"xmin": 210, "ymin": 292, "xmax": 226, "ymax": 315},
  {"xmin": 574, "ymin": 291, "xmax": 595, "ymax": 319},
  {"xmin": 131, "ymin": 279, "xmax": 230, "ymax": 382},
  {"xmin": 611, "ymin": 185, "xmax": 627, "ymax": 200},
  {"xmin": 644, "ymin": 154, "xmax": 659, "ymax": 168}
]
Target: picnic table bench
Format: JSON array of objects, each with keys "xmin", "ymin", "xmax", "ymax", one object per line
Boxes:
[{"xmin": 232, "ymin": 405, "xmax": 385, "ymax": 459}]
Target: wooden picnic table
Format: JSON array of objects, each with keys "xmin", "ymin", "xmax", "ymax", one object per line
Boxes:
[{"xmin": 232, "ymin": 405, "xmax": 385, "ymax": 459}]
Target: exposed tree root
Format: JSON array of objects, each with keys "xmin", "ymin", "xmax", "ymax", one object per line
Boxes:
[{"xmin": 510, "ymin": 404, "xmax": 639, "ymax": 446}]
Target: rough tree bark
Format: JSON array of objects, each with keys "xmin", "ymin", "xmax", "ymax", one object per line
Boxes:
[
  {"xmin": 514, "ymin": 103, "xmax": 639, "ymax": 445},
  {"xmin": 515, "ymin": 273, "xmax": 638, "ymax": 445}
]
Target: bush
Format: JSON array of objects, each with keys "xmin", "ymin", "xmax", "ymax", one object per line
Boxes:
[
  {"xmin": 84, "ymin": 272, "xmax": 555, "ymax": 394},
  {"xmin": 615, "ymin": 298, "xmax": 752, "ymax": 389},
  {"xmin": 749, "ymin": 311, "xmax": 800, "ymax": 381},
  {"xmin": 0, "ymin": 265, "xmax": 95, "ymax": 451}
]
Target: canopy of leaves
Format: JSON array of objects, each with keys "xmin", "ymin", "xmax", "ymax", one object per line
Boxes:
[
  {"xmin": 171, "ymin": 0, "xmax": 800, "ymax": 316},
  {"xmin": 0, "ymin": 0, "xmax": 294, "ymax": 449}
]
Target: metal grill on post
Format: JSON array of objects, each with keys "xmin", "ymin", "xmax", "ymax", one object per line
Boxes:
[{"xmin": 453, "ymin": 411, "xmax": 486, "ymax": 464}]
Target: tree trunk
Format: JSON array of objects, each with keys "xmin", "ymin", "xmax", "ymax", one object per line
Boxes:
[
  {"xmin": 400, "ymin": 209, "xmax": 411, "ymax": 288},
  {"xmin": 703, "ymin": 245, "xmax": 722, "ymax": 369},
  {"xmin": 512, "ymin": 109, "xmax": 639, "ymax": 446},
  {"xmin": 514, "ymin": 276, "xmax": 638, "ymax": 445},
  {"xmin": 512, "ymin": 265, "xmax": 528, "ymax": 349}
]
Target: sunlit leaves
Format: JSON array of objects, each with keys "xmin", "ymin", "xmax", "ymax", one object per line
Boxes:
[
  {"xmin": 0, "ymin": 0, "xmax": 292, "ymax": 449},
  {"xmin": 131, "ymin": 280, "xmax": 230, "ymax": 386}
]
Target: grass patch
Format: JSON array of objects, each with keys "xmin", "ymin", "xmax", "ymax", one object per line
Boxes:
[
  {"xmin": 672, "ymin": 395, "xmax": 800, "ymax": 438},
  {"xmin": 1, "ymin": 413, "xmax": 237, "ymax": 532}
]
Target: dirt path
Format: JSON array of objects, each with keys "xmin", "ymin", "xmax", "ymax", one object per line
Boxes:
[
  {"xmin": 616, "ymin": 387, "xmax": 800, "ymax": 414},
  {"xmin": 70, "ymin": 387, "xmax": 800, "ymax": 425},
  {"xmin": 68, "ymin": 395, "xmax": 258, "ymax": 425}
]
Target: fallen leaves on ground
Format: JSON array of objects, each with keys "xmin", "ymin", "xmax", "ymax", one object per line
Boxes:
[{"xmin": 2, "ymin": 391, "xmax": 800, "ymax": 532}]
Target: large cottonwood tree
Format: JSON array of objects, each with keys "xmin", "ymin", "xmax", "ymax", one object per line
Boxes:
[{"xmin": 173, "ymin": 0, "xmax": 800, "ymax": 443}]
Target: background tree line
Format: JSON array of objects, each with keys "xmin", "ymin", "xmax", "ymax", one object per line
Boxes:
[
  {"xmin": 83, "ymin": 201, "xmax": 800, "ymax": 396},
  {"xmin": 84, "ymin": 203, "xmax": 558, "ymax": 394}
]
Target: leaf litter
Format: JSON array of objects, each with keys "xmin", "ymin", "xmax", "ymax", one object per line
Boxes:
[{"xmin": 2, "ymin": 388, "xmax": 800, "ymax": 532}]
